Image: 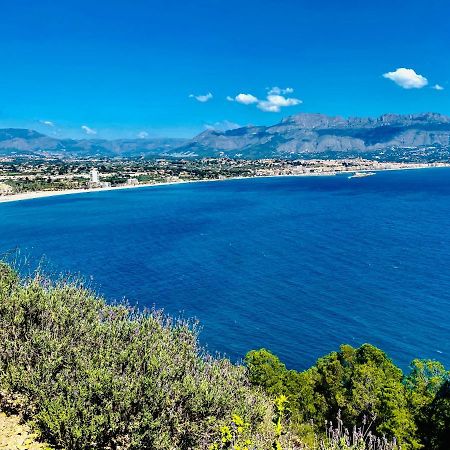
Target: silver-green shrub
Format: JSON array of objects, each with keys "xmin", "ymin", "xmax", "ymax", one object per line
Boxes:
[{"xmin": 0, "ymin": 263, "xmax": 273, "ymax": 449}]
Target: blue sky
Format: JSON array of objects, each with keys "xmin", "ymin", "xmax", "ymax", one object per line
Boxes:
[{"xmin": 0, "ymin": 0, "xmax": 448, "ymax": 138}]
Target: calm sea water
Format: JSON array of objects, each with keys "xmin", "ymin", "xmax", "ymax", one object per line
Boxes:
[{"xmin": 1, "ymin": 169, "xmax": 450, "ymax": 371}]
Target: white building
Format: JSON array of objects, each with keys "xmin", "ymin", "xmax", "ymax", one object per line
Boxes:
[
  {"xmin": 87, "ymin": 168, "xmax": 110, "ymax": 188},
  {"xmin": 90, "ymin": 168, "xmax": 99, "ymax": 184}
]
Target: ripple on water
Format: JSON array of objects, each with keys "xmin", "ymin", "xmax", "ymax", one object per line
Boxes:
[{"xmin": 1, "ymin": 169, "xmax": 450, "ymax": 370}]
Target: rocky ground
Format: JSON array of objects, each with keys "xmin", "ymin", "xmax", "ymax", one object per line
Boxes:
[{"xmin": 0, "ymin": 412, "xmax": 52, "ymax": 450}]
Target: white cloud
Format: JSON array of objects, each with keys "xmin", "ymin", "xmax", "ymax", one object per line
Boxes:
[
  {"xmin": 81, "ymin": 125, "xmax": 97, "ymax": 135},
  {"xmin": 267, "ymin": 86, "xmax": 294, "ymax": 95},
  {"xmin": 227, "ymin": 87, "xmax": 302, "ymax": 112},
  {"xmin": 383, "ymin": 68, "xmax": 428, "ymax": 89},
  {"xmin": 432, "ymin": 84, "xmax": 444, "ymax": 91},
  {"xmin": 189, "ymin": 92, "xmax": 213, "ymax": 102},
  {"xmin": 257, "ymin": 101, "xmax": 281, "ymax": 112},
  {"xmin": 40, "ymin": 120, "xmax": 54, "ymax": 127},
  {"xmin": 266, "ymin": 94, "xmax": 301, "ymax": 107},
  {"xmin": 257, "ymin": 94, "xmax": 302, "ymax": 112},
  {"xmin": 234, "ymin": 93, "xmax": 259, "ymax": 105},
  {"xmin": 204, "ymin": 120, "xmax": 241, "ymax": 131},
  {"xmin": 138, "ymin": 131, "xmax": 149, "ymax": 138}
]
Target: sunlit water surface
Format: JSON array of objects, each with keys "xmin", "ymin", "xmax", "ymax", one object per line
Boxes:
[{"xmin": 1, "ymin": 169, "xmax": 450, "ymax": 370}]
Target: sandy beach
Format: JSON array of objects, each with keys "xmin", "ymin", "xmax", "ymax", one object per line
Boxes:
[
  {"xmin": 1, "ymin": 164, "xmax": 449, "ymax": 204},
  {"xmin": 0, "ymin": 174, "xmax": 327, "ymax": 204},
  {"xmin": 0, "ymin": 179, "xmax": 224, "ymax": 204}
]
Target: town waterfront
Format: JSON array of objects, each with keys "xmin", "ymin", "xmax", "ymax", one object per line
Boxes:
[{"xmin": 1, "ymin": 168, "xmax": 450, "ymax": 370}]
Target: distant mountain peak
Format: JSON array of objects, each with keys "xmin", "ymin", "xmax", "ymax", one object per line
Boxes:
[
  {"xmin": 377, "ymin": 112, "xmax": 450, "ymax": 124},
  {"xmin": 1, "ymin": 112, "xmax": 450, "ymax": 158},
  {"xmin": 180, "ymin": 111, "xmax": 450, "ymax": 158},
  {"xmin": 0, "ymin": 128, "xmax": 47, "ymax": 142},
  {"xmin": 0, "ymin": 128, "xmax": 187, "ymax": 157},
  {"xmin": 279, "ymin": 112, "xmax": 450, "ymax": 130},
  {"xmin": 280, "ymin": 113, "xmax": 348, "ymax": 129}
]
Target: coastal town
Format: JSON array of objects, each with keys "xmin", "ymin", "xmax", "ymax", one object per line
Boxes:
[{"xmin": 1, "ymin": 156, "xmax": 449, "ymax": 200}]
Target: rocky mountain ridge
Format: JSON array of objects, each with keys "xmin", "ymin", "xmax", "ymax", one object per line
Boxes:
[
  {"xmin": 0, "ymin": 128, "xmax": 186, "ymax": 157},
  {"xmin": 1, "ymin": 113, "xmax": 450, "ymax": 159},
  {"xmin": 177, "ymin": 112, "xmax": 450, "ymax": 158}
]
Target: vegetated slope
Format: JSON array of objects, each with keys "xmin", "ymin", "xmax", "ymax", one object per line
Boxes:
[
  {"xmin": 0, "ymin": 263, "xmax": 273, "ymax": 449},
  {"xmin": 1, "ymin": 262, "xmax": 449, "ymax": 449}
]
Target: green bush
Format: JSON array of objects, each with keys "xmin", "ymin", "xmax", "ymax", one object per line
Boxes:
[
  {"xmin": 2, "ymin": 262, "xmax": 449, "ymax": 450},
  {"xmin": 245, "ymin": 346, "xmax": 450, "ymax": 450},
  {"xmin": 426, "ymin": 381, "xmax": 450, "ymax": 449},
  {"xmin": 0, "ymin": 263, "xmax": 274, "ymax": 449},
  {"xmin": 406, "ymin": 360, "xmax": 450, "ymax": 450}
]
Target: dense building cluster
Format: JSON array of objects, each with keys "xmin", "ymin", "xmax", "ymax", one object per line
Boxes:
[{"xmin": 0, "ymin": 155, "xmax": 449, "ymax": 196}]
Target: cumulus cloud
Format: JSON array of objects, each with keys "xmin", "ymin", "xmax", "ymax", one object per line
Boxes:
[
  {"xmin": 227, "ymin": 87, "xmax": 302, "ymax": 113},
  {"xmin": 266, "ymin": 94, "xmax": 301, "ymax": 107},
  {"xmin": 256, "ymin": 101, "xmax": 280, "ymax": 113},
  {"xmin": 257, "ymin": 94, "xmax": 302, "ymax": 112},
  {"xmin": 234, "ymin": 93, "xmax": 259, "ymax": 105},
  {"xmin": 267, "ymin": 86, "xmax": 294, "ymax": 95},
  {"xmin": 40, "ymin": 120, "xmax": 54, "ymax": 127},
  {"xmin": 189, "ymin": 92, "xmax": 213, "ymax": 102},
  {"xmin": 432, "ymin": 84, "xmax": 444, "ymax": 91},
  {"xmin": 81, "ymin": 125, "xmax": 97, "ymax": 135},
  {"xmin": 138, "ymin": 131, "xmax": 149, "ymax": 138},
  {"xmin": 204, "ymin": 120, "xmax": 241, "ymax": 131},
  {"xmin": 383, "ymin": 68, "xmax": 428, "ymax": 89}
]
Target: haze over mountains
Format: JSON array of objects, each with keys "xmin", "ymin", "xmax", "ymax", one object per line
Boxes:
[
  {"xmin": 0, "ymin": 128, "xmax": 186, "ymax": 157},
  {"xmin": 2, "ymin": 112, "xmax": 450, "ymax": 159}
]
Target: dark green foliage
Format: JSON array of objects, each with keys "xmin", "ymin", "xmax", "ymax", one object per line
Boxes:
[
  {"xmin": 426, "ymin": 381, "xmax": 450, "ymax": 449},
  {"xmin": 0, "ymin": 266, "xmax": 273, "ymax": 449},
  {"xmin": 312, "ymin": 344, "xmax": 418, "ymax": 448},
  {"xmin": 245, "ymin": 345, "xmax": 448, "ymax": 449},
  {"xmin": 0, "ymin": 262, "xmax": 19, "ymax": 291},
  {"xmin": 405, "ymin": 360, "xmax": 450, "ymax": 449},
  {"xmin": 245, "ymin": 349, "xmax": 287, "ymax": 396},
  {"xmin": 244, "ymin": 349, "xmax": 320, "ymax": 431}
]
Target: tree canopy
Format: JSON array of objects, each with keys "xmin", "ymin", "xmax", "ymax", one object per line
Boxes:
[{"xmin": 245, "ymin": 344, "xmax": 450, "ymax": 450}]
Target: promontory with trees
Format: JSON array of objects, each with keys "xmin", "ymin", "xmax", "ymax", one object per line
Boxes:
[{"xmin": 0, "ymin": 262, "xmax": 449, "ymax": 449}]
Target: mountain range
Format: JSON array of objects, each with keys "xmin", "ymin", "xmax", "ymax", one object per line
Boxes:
[
  {"xmin": 1, "ymin": 112, "xmax": 450, "ymax": 159},
  {"xmin": 0, "ymin": 128, "xmax": 186, "ymax": 157}
]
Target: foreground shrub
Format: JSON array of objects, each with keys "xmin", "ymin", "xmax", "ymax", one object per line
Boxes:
[
  {"xmin": 0, "ymin": 263, "xmax": 274, "ymax": 449},
  {"xmin": 208, "ymin": 406, "xmax": 397, "ymax": 450},
  {"xmin": 319, "ymin": 412, "xmax": 397, "ymax": 450}
]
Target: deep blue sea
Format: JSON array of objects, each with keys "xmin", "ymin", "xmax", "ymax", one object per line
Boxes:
[{"xmin": 1, "ymin": 169, "xmax": 450, "ymax": 372}]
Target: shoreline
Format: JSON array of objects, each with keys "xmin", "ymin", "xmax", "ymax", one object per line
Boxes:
[{"xmin": 1, "ymin": 164, "xmax": 449, "ymax": 205}]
